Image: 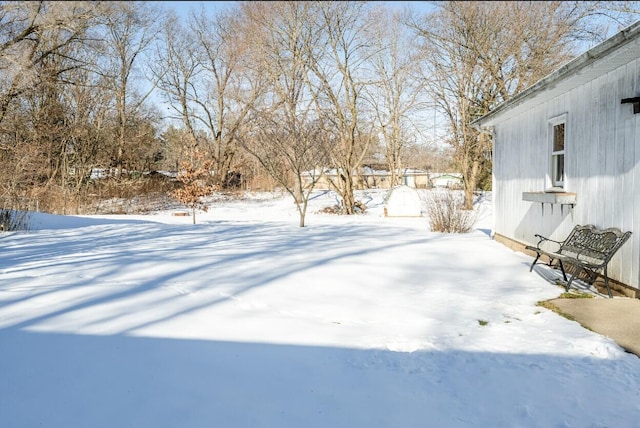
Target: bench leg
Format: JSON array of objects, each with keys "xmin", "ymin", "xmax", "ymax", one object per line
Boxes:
[
  {"xmin": 603, "ymin": 267, "xmax": 613, "ymax": 298},
  {"xmin": 564, "ymin": 265, "xmax": 582, "ymax": 293},
  {"xmin": 564, "ymin": 277, "xmax": 572, "ymax": 292},
  {"xmin": 529, "ymin": 253, "xmax": 541, "ymax": 272},
  {"xmin": 563, "ymin": 266, "xmax": 613, "ymax": 298},
  {"xmin": 557, "ymin": 260, "xmax": 568, "ymax": 282}
]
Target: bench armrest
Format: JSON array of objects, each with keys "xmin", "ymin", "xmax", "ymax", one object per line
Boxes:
[{"xmin": 533, "ymin": 234, "xmax": 563, "ymax": 248}]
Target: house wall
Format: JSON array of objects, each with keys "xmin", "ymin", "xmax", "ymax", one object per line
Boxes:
[{"xmin": 492, "ymin": 57, "xmax": 640, "ymax": 291}]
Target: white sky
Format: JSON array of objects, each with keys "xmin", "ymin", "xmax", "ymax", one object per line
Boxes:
[{"xmin": 2, "ymin": 189, "xmax": 640, "ymax": 427}]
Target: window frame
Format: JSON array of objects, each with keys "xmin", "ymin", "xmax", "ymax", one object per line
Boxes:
[{"xmin": 548, "ymin": 114, "xmax": 567, "ymax": 189}]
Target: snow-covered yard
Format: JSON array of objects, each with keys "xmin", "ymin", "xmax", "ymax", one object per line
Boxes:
[{"xmin": 1, "ymin": 189, "xmax": 639, "ymax": 427}]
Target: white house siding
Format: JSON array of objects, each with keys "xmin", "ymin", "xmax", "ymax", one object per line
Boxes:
[{"xmin": 490, "ymin": 57, "xmax": 640, "ymax": 290}]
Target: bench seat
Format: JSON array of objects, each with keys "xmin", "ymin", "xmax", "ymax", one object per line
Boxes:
[{"xmin": 526, "ymin": 224, "xmax": 632, "ymax": 297}]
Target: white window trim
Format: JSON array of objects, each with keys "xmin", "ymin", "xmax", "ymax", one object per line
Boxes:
[{"xmin": 547, "ymin": 113, "xmax": 567, "ymax": 190}]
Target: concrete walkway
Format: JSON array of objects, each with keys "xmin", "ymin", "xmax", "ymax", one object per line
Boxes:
[
  {"xmin": 549, "ymin": 297, "xmax": 640, "ymax": 357},
  {"xmin": 531, "ymin": 264, "xmax": 640, "ymax": 357}
]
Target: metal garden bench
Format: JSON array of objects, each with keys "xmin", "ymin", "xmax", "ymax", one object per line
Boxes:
[{"xmin": 525, "ymin": 224, "xmax": 632, "ymax": 298}]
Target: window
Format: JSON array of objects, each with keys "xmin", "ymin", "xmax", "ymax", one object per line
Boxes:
[
  {"xmin": 552, "ymin": 123, "xmax": 565, "ymax": 186},
  {"xmin": 548, "ymin": 115, "xmax": 566, "ymax": 188}
]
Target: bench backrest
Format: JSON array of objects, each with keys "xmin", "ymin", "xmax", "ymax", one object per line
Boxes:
[{"xmin": 559, "ymin": 224, "xmax": 632, "ymax": 267}]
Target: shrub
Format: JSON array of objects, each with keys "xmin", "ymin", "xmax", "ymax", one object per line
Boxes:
[
  {"xmin": 426, "ymin": 189, "xmax": 477, "ymax": 233},
  {"xmin": 318, "ymin": 200, "xmax": 367, "ymax": 215},
  {"xmin": 170, "ymin": 155, "xmax": 217, "ymax": 224},
  {"xmin": 0, "ymin": 209, "xmax": 31, "ymax": 232}
]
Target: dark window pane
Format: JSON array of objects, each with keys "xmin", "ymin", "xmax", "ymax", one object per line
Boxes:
[
  {"xmin": 554, "ymin": 154, "xmax": 565, "ymax": 184},
  {"xmin": 553, "ymin": 123, "xmax": 565, "ymax": 152}
]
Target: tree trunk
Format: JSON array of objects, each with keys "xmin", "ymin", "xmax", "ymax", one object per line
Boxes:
[
  {"xmin": 298, "ymin": 199, "xmax": 307, "ymax": 228},
  {"xmin": 463, "ymin": 159, "xmax": 480, "ymax": 210},
  {"xmin": 343, "ymin": 181, "xmax": 356, "ymax": 215}
]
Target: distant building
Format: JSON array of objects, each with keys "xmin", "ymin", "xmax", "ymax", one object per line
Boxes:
[
  {"xmin": 428, "ymin": 173, "xmax": 463, "ymax": 189},
  {"xmin": 302, "ymin": 168, "xmax": 433, "ymax": 190}
]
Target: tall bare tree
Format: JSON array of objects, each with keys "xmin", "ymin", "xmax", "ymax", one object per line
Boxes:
[
  {"xmin": 60, "ymin": 60, "xmax": 113, "ymax": 211},
  {"xmin": 303, "ymin": 1, "xmax": 375, "ymax": 215},
  {"xmin": 152, "ymin": 11, "xmax": 201, "ymax": 143},
  {"xmin": 237, "ymin": 2, "xmax": 329, "ymax": 227},
  {"xmin": 155, "ymin": 4, "xmax": 266, "ymax": 189},
  {"xmin": 98, "ymin": 1, "xmax": 162, "ymax": 178},
  {"xmin": 0, "ymin": 1, "xmax": 104, "ymax": 212},
  {"xmin": 364, "ymin": 5, "xmax": 428, "ymax": 187},
  {"xmin": 0, "ymin": 1, "xmax": 101, "ymax": 126},
  {"xmin": 410, "ymin": 1, "xmax": 640, "ymax": 209}
]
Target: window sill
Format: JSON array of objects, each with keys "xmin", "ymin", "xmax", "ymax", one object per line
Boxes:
[
  {"xmin": 522, "ymin": 191, "xmax": 576, "ymax": 215},
  {"xmin": 522, "ymin": 191, "xmax": 576, "ymax": 204}
]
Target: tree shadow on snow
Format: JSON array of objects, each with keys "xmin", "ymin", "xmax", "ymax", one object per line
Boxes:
[{"xmin": 0, "ymin": 329, "xmax": 639, "ymax": 428}]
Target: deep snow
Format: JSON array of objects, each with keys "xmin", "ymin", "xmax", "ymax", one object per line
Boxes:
[{"xmin": 1, "ymin": 189, "xmax": 639, "ymax": 428}]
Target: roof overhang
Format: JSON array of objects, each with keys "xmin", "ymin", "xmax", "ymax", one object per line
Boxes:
[{"xmin": 472, "ymin": 20, "xmax": 640, "ymax": 128}]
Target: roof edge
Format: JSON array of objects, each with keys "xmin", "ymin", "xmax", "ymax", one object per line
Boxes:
[{"xmin": 472, "ymin": 19, "xmax": 640, "ymax": 128}]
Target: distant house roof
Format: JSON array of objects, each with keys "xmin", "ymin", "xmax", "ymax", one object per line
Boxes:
[
  {"xmin": 472, "ymin": 19, "xmax": 640, "ymax": 128},
  {"xmin": 302, "ymin": 168, "xmax": 428, "ymax": 177},
  {"xmin": 429, "ymin": 173, "xmax": 462, "ymax": 179}
]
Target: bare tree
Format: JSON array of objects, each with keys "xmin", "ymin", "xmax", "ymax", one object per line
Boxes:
[
  {"xmin": 152, "ymin": 11, "xmax": 201, "ymax": 141},
  {"xmin": 62, "ymin": 60, "xmax": 108, "ymax": 175},
  {"xmin": 364, "ymin": 5, "xmax": 428, "ymax": 187},
  {"xmin": 242, "ymin": 117, "xmax": 330, "ymax": 227},
  {"xmin": 409, "ymin": 1, "xmax": 640, "ymax": 209},
  {"xmin": 0, "ymin": 1, "xmax": 102, "ymax": 126},
  {"xmin": 0, "ymin": 1, "xmax": 107, "ymax": 212},
  {"xmin": 97, "ymin": 1, "xmax": 162, "ymax": 178},
  {"xmin": 154, "ymin": 4, "xmax": 266, "ymax": 189},
  {"xmin": 300, "ymin": 1, "xmax": 376, "ymax": 215},
  {"xmin": 237, "ymin": 2, "xmax": 329, "ymax": 227},
  {"xmin": 158, "ymin": 125, "xmax": 192, "ymax": 172}
]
